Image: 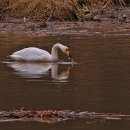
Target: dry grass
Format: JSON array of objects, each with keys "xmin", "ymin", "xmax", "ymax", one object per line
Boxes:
[{"xmin": 0, "ymin": 0, "xmax": 128, "ymax": 21}]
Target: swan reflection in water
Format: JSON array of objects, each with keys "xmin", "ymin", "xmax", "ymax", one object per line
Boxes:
[{"xmin": 7, "ymin": 62, "xmax": 71, "ymax": 81}]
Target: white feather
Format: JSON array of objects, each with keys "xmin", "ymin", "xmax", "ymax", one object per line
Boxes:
[{"xmin": 9, "ymin": 43, "xmax": 69, "ymax": 62}]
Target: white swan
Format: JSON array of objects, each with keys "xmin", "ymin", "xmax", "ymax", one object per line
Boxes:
[{"xmin": 9, "ymin": 43, "xmax": 72, "ymax": 62}]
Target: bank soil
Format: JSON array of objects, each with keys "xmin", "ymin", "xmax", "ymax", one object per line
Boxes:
[
  {"xmin": 0, "ymin": 6, "xmax": 130, "ymax": 36},
  {"xmin": 0, "ymin": 109, "xmax": 130, "ymax": 123}
]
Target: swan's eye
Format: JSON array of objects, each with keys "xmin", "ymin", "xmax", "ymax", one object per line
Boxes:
[{"xmin": 66, "ymin": 49, "xmax": 69, "ymax": 51}]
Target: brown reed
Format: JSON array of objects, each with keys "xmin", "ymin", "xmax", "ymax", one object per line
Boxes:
[{"xmin": 0, "ymin": 0, "xmax": 127, "ymax": 21}]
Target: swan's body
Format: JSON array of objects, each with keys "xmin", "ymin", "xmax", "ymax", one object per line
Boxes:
[
  {"xmin": 10, "ymin": 47, "xmax": 52, "ymax": 61},
  {"xmin": 9, "ymin": 43, "xmax": 72, "ymax": 62}
]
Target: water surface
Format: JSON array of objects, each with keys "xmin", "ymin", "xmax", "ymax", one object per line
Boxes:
[{"xmin": 0, "ymin": 34, "xmax": 130, "ymax": 130}]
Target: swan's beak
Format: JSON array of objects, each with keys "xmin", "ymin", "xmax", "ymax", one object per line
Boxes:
[{"xmin": 65, "ymin": 50, "xmax": 72, "ymax": 60}]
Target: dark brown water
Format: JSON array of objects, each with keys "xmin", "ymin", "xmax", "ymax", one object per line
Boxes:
[{"xmin": 0, "ymin": 34, "xmax": 130, "ymax": 129}]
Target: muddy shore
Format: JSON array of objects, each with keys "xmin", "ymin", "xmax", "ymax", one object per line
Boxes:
[
  {"xmin": 0, "ymin": 109, "xmax": 130, "ymax": 123},
  {"xmin": 0, "ymin": 6, "xmax": 130, "ymax": 36}
]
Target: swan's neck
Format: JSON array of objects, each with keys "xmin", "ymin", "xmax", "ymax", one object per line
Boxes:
[{"xmin": 51, "ymin": 45, "xmax": 58, "ymax": 61}]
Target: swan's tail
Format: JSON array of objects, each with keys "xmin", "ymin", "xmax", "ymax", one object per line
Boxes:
[
  {"xmin": 7, "ymin": 55, "xmax": 11, "ymax": 58},
  {"xmin": 8, "ymin": 55, "xmax": 24, "ymax": 61}
]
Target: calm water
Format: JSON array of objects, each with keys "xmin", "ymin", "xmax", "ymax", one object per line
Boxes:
[{"xmin": 0, "ymin": 34, "xmax": 130, "ymax": 130}]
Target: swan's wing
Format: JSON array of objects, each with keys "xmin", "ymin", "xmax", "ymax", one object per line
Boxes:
[{"xmin": 10, "ymin": 47, "xmax": 51, "ymax": 61}]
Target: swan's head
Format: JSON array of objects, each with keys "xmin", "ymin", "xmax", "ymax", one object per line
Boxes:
[{"xmin": 57, "ymin": 43, "xmax": 72, "ymax": 60}]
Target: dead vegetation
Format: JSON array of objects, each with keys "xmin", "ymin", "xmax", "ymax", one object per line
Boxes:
[
  {"xmin": 0, "ymin": 109, "xmax": 130, "ymax": 123},
  {"xmin": 0, "ymin": 0, "xmax": 129, "ymax": 21}
]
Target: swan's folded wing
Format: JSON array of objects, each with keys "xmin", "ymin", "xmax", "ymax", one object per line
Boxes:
[{"xmin": 11, "ymin": 47, "xmax": 51, "ymax": 61}]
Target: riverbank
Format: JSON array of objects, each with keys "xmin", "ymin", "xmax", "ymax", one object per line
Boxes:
[
  {"xmin": 0, "ymin": 109, "xmax": 130, "ymax": 123},
  {"xmin": 0, "ymin": 6, "xmax": 130, "ymax": 37}
]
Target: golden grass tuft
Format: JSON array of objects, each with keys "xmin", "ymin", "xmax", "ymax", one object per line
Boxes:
[{"xmin": 0, "ymin": 0, "xmax": 128, "ymax": 21}]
